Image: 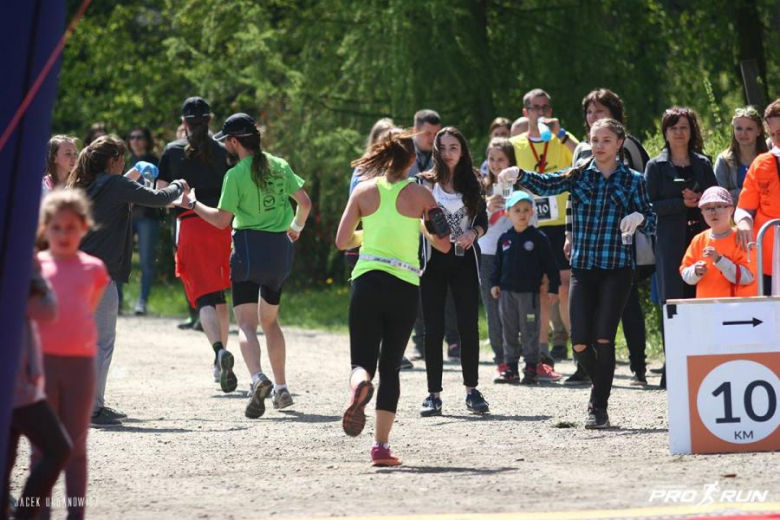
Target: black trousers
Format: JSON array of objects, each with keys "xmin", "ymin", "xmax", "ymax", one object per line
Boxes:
[
  {"xmin": 2, "ymin": 400, "xmax": 72, "ymax": 520},
  {"xmin": 621, "ymin": 267, "xmax": 654, "ymax": 374},
  {"xmin": 570, "ymin": 266, "xmax": 633, "ymax": 410},
  {"xmin": 421, "ymin": 247, "xmax": 481, "ymax": 393},
  {"xmin": 349, "ymin": 271, "xmax": 418, "ymax": 413}
]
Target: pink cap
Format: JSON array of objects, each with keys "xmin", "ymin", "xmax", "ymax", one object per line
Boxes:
[{"xmin": 698, "ymin": 186, "xmax": 733, "ymax": 207}]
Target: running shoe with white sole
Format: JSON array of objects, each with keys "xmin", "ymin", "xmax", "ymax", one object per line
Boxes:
[
  {"xmin": 272, "ymin": 388, "xmax": 295, "ymax": 410},
  {"xmin": 536, "ymin": 362, "xmax": 562, "ymax": 382},
  {"xmin": 245, "ymin": 378, "xmax": 273, "ymax": 418},
  {"xmin": 342, "ymin": 380, "xmax": 374, "ymax": 437},
  {"xmin": 217, "ymin": 349, "xmax": 238, "ymax": 393},
  {"xmin": 585, "ymin": 404, "xmax": 610, "ymax": 429},
  {"xmin": 465, "ymin": 389, "xmax": 489, "ymax": 414},
  {"xmin": 370, "ymin": 444, "xmax": 401, "ymax": 467},
  {"xmin": 420, "ymin": 394, "xmax": 442, "ymax": 417}
]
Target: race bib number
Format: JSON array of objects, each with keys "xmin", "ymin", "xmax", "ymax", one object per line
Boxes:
[{"xmin": 534, "ymin": 196, "xmax": 559, "ymax": 222}]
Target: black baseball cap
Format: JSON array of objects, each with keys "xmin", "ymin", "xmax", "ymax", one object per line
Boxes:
[
  {"xmin": 181, "ymin": 97, "xmax": 211, "ymax": 119},
  {"xmin": 213, "ymin": 113, "xmax": 258, "ymax": 141}
]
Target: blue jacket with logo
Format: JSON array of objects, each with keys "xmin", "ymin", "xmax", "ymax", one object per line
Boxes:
[{"xmin": 490, "ymin": 226, "xmax": 560, "ymax": 294}]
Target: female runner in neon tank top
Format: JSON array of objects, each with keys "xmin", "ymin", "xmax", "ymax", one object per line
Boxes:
[{"xmin": 336, "ymin": 129, "xmax": 451, "ymax": 466}]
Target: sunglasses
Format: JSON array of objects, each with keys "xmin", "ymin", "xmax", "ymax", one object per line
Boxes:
[
  {"xmin": 129, "ymin": 134, "xmax": 145, "ymax": 140},
  {"xmin": 734, "ymin": 107, "xmax": 760, "ymax": 118}
]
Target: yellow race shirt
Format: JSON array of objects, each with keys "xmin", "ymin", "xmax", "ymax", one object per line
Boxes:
[{"xmin": 510, "ymin": 132, "xmax": 574, "ymax": 227}]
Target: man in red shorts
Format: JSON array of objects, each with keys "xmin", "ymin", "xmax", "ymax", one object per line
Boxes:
[{"xmin": 158, "ymin": 97, "xmax": 237, "ymax": 392}]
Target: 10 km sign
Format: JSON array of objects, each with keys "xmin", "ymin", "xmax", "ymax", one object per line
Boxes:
[{"xmin": 688, "ymin": 353, "xmax": 780, "ymax": 453}]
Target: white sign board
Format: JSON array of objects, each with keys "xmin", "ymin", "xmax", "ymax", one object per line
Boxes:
[{"xmin": 664, "ymin": 297, "xmax": 780, "ymax": 455}]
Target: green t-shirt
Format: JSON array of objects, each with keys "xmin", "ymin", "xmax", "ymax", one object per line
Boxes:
[{"xmin": 217, "ymin": 153, "xmax": 305, "ymax": 232}]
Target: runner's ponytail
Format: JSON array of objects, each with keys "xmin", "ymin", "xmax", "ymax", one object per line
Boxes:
[
  {"xmin": 351, "ymin": 129, "xmax": 415, "ymax": 182},
  {"xmin": 233, "ymin": 132, "xmax": 270, "ymax": 188}
]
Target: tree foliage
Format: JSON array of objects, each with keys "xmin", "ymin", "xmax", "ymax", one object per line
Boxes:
[{"xmin": 54, "ymin": 0, "xmax": 780, "ymax": 282}]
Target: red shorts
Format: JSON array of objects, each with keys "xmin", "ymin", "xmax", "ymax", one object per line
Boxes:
[{"xmin": 175, "ymin": 212, "xmax": 232, "ymax": 307}]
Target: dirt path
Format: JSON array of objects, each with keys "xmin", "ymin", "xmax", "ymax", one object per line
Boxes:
[{"xmin": 11, "ymin": 316, "xmax": 779, "ymax": 519}]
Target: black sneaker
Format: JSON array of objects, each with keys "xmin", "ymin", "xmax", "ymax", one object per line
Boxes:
[
  {"xmin": 177, "ymin": 317, "xmax": 196, "ymax": 330},
  {"xmin": 585, "ymin": 404, "xmax": 610, "ymax": 429},
  {"xmin": 465, "ymin": 389, "xmax": 489, "ymax": 414},
  {"xmin": 551, "ymin": 344, "xmax": 568, "ymax": 361},
  {"xmin": 420, "ymin": 394, "xmax": 443, "ymax": 417},
  {"xmin": 192, "ymin": 319, "xmax": 203, "ymax": 332},
  {"xmin": 102, "ymin": 406, "xmax": 127, "ymax": 419},
  {"xmin": 564, "ymin": 366, "xmax": 591, "ymax": 386},
  {"xmin": 447, "ymin": 344, "xmax": 461, "ymax": 362},
  {"xmin": 245, "ymin": 378, "xmax": 273, "ymax": 419},
  {"xmin": 400, "ymin": 356, "xmax": 414, "ymax": 370},
  {"xmin": 91, "ymin": 408, "xmax": 122, "ymax": 427},
  {"xmin": 630, "ymin": 371, "xmax": 648, "ymax": 386},
  {"xmin": 217, "ymin": 349, "xmax": 238, "ymax": 393},
  {"xmin": 521, "ymin": 365, "xmax": 538, "ymax": 385},
  {"xmin": 539, "ymin": 352, "xmax": 556, "ymax": 369}
]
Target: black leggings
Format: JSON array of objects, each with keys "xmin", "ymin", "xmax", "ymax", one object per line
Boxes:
[
  {"xmin": 2, "ymin": 400, "xmax": 72, "ymax": 520},
  {"xmin": 421, "ymin": 247, "xmax": 481, "ymax": 393},
  {"xmin": 349, "ymin": 270, "xmax": 418, "ymax": 413},
  {"xmin": 570, "ymin": 266, "xmax": 633, "ymax": 410}
]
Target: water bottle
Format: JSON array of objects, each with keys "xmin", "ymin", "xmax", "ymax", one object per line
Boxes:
[
  {"xmin": 143, "ymin": 171, "xmax": 154, "ymax": 189},
  {"xmin": 538, "ymin": 120, "xmax": 552, "ymax": 142}
]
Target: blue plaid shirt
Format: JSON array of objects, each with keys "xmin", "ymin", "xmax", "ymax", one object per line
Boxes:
[{"xmin": 517, "ymin": 161, "xmax": 656, "ymax": 270}]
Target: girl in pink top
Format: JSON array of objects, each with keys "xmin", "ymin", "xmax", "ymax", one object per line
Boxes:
[{"xmin": 34, "ymin": 189, "xmax": 109, "ymax": 520}]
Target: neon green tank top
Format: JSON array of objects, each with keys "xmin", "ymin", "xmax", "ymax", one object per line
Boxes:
[{"xmin": 351, "ymin": 177, "xmax": 421, "ymax": 286}]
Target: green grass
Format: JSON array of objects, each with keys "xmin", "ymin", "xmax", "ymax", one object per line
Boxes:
[{"xmin": 122, "ymin": 272, "xmax": 664, "ymax": 361}]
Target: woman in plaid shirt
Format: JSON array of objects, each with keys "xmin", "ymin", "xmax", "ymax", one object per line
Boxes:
[{"xmin": 499, "ymin": 118, "xmax": 656, "ymax": 429}]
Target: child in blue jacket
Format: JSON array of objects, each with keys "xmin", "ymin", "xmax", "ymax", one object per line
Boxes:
[{"xmin": 491, "ymin": 191, "xmax": 560, "ymax": 384}]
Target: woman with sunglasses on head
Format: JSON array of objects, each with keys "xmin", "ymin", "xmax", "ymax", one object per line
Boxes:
[
  {"xmin": 499, "ymin": 118, "xmax": 656, "ymax": 428},
  {"xmin": 417, "ymin": 127, "xmax": 490, "ymax": 417},
  {"xmin": 734, "ymin": 99, "xmax": 780, "ymax": 295},
  {"xmin": 714, "ymin": 107, "xmax": 768, "ymax": 202}
]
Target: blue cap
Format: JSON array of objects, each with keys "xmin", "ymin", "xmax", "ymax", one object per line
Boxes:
[{"xmin": 505, "ymin": 190, "xmax": 534, "ymax": 210}]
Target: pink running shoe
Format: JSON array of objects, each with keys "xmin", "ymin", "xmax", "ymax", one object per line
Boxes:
[
  {"xmin": 371, "ymin": 444, "xmax": 402, "ymax": 467},
  {"xmin": 342, "ymin": 380, "xmax": 374, "ymax": 437},
  {"xmin": 536, "ymin": 362, "xmax": 562, "ymax": 382},
  {"xmin": 493, "ymin": 363, "xmax": 510, "ymax": 384}
]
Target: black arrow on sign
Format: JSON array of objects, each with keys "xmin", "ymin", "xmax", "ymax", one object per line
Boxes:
[{"xmin": 722, "ymin": 318, "xmax": 763, "ymax": 327}]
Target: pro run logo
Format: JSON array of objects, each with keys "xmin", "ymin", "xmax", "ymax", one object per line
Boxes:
[{"xmin": 649, "ymin": 481, "xmax": 769, "ymax": 506}]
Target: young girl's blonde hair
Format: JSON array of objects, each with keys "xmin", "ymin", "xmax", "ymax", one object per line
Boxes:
[{"xmin": 37, "ymin": 189, "xmax": 94, "ymax": 250}]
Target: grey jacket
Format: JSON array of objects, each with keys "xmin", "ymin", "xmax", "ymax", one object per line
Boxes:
[
  {"xmin": 645, "ymin": 148, "xmax": 717, "ymax": 302},
  {"xmin": 81, "ymin": 174, "xmax": 184, "ymax": 282},
  {"xmin": 713, "ymin": 152, "xmax": 742, "ymax": 201}
]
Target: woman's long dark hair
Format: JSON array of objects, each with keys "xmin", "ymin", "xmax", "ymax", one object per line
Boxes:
[
  {"xmin": 233, "ymin": 130, "xmax": 271, "ymax": 187},
  {"xmin": 420, "ymin": 127, "xmax": 484, "ymax": 219},
  {"xmin": 66, "ymin": 135, "xmax": 127, "ymax": 189},
  {"xmin": 184, "ymin": 117, "xmax": 214, "ymax": 164}
]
